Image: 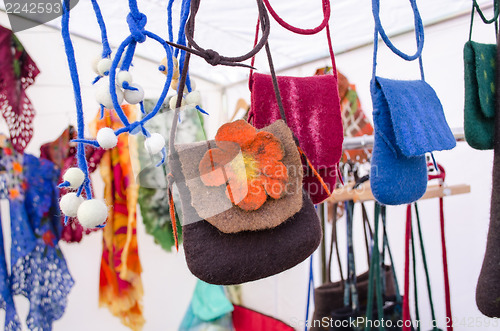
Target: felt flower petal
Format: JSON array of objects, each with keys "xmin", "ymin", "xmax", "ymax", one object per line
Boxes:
[
  {"xmin": 199, "ymin": 149, "xmax": 235, "ymax": 186},
  {"xmin": 264, "ymin": 177, "xmax": 287, "ymax": 200},
  {"xmin": 225, "ymin": 177, "xmax": 248, "ymax": 205},
  {"xmin": 242, "ymin": 131, "xmax": 284, "ymax": 163},
  {"xmin": 234, "ymin": 179, "xmax": 267, "ymax": 211},
  {"xmin": 215, "ymin": 120, "xmax": 257, "ymax": 148},
  {"xmin": 261, "ymin": 161, "xmax": 288, "ymax": 180}
]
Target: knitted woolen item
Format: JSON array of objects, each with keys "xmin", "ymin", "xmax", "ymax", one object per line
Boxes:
[
  {"xmin": 370, "ymin": 78, "xmax": 456, "ymax": 205},
  {"xmin": 171, "ymin": 149, "xmax": 321, "ymax": 285},
  {"xmin": 176, "ymin": 120, "xmax": 303, "ymax": 233},
  {"xmin": 249, "ymin": 73, "xmax": 343, "ymax": 204},
  {"xmin": 464, "ymin": 41, "xmax": 496, "ymax": 150},
  {"xmin": 475, "ymin": 31, "xmax": 500, "ymax": 318}
]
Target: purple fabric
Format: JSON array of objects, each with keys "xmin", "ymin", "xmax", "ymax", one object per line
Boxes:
[{"xmin": 249, "ymin": 73, "xmax": 343, "ymax": 203}]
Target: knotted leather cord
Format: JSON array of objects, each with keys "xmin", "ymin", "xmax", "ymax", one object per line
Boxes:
[
  {"xmin": 168, "ymin": 0, "xmax": 271, "ymax": 68},
  {"xmin": 469, "ymin": 0, "xmax": 500, "ymax": 41}
]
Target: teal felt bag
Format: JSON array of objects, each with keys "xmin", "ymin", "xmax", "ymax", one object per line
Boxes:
[
  {"xmin": 179, "ymin": 280, "xmax": 234, "ymax": 331},
  {"xmin": 463, "ymin": 1, "xmax": 499, "ymax": 150},
  {"xmin": 369, "ymin": 0, "xmax": 455, "ymax": 206}
]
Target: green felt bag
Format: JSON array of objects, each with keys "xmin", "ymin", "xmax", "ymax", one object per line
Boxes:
[{"xmin": 464, "ymin": 0, "xmax": 499, "ymax": 150}]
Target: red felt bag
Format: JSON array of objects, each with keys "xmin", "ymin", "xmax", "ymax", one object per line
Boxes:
[
  {"xmin": 248, "ymin": 0, "xmax": 343, "ymax": 204},
  {"xmin": 232, "ymin": 305, "xmax": 294, "ymax": 331}
]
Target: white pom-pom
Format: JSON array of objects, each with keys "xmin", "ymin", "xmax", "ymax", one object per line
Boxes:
[
  {"xmin": 92, "ymin": 54, "xmax": 102, "ymax": 74},
  {"xmin": 185, "ymin": 91, "xmax": 201, "ymax": 106},
  {"xmin": 169, "ymin": 95, "xmax": 186, "ymax": 110},
  {"xmin": 144, "ymin": 133, "xmax": 165, "ymax": 154},
  {"xmin": 77, "ymin": 199, "xmax": 108, "ymax": 228},
  {"xmin": 117, "ymin": 71, "xmax": 133, "ymax": 87},
  {"xmin": 96, "ymin": 127, "xmax": 118, "ymax": 149},
  {"xmin": 63, "ymin": 167, "xmax": 85, "ymax": 188},
  {"xmin": 124, "ymin": 83, "xmax": 145, "ymax": 104},
  {"xmin": 60, "ymin": 192, "xmax": 84, "ymax": 217},
  {"xmin": 97, "ymin": 58, "xmax": 112, "ymax": 76},
  {"xmin": 95, "ymin": 78, "xmax": 124, "ymax": 109}
]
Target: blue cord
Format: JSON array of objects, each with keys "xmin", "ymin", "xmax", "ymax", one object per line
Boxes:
[
  {"xmin": 304, "ymin": 255, "xmax": 314, "ymax": 331},
  {"xmin": 167, "ymin": 0, "xmax": 175, "ymax": 43},
  {"xmin": 61, "ymin": 0, "xmax": 92, "ymax": 200},
  {"xmin": 371, "ymin": 0, "xmax": 425, "ymax": 80},
  {"xmin": 90, "ymin": 0, "xmax": 111, "ymax": 58}
]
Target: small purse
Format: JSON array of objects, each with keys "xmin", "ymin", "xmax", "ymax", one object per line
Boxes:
[
  {"xmin": 248, "ymin": 0, "xmax": 343, "ymax": 204},
  {"xmin": 370, "ymin": 0, "xmax": 455, "ymax": 205},
  {"xmin": 463, "ymin": 0, "xmax": 499, "ymax": 150},
  {"xmin": 168, "ymin": 1, "xmax": 321, "ymax": 285}
]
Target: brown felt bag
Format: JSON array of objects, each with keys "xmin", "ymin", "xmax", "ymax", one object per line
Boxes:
[{"xmin": 169, "ymin": 119, "xmax": 321, "ymax": 285}]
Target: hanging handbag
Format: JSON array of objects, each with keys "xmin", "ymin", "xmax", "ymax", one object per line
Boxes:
[
  {"xmin": 168, "ymin": 0, "xmax": 321, "ymax": 285},
  {"xmin": 463, "ymin": 0, "xmax": 499, "ymax": 150},
  {"xmin": 476, "ymin": 18, "xmax": 500, "ymax": 316},
  {"xmin": 310, "ymin": 202, "xmax": 402, "ymax": 331},
  {"xmin": 369, "ymin": 0, "xmax": 456, "ymax": 206},
  {"xmin": 247, "ymin": 0, "xmax": 343, "ymax": 204},
  {"xmin": 232, "ymin": 305, "xmax": 294, "ymax": 331}
]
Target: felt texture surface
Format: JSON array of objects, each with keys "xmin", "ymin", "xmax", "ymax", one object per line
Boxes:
[
  {"xmin": 464, "ymin": 41, "xmax": 496, "ymax": 150},
  {"xmin": 176, "ymin": 120, "xmax": 303, "ymax": 233},
  {"xmin": 249, "ymin": 73, "xmax": 343, "ymax": 204},
  {"xmin": 172, "ymin": 146, "xmax": 320, "ymax": 285},
  {"xmin": 181, "ymin": 191, "xmax": 321, "ymax": 285},
  {"xmin": 374, "ymin": 77, "xmax": 456, "ymax": 157},
  {"xmin": 370, "ymin": 78, "xmax": 429, "ymax": 205},
  {"xmin": 476, "ymin": 33, "xmax": 500, "ymax": 317},
  {"xmin": 310, "ymin": 266, "xmax": 396, "ymax": 331}
]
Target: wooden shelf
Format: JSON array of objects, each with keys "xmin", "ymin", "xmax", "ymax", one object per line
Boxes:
[{"xmin": 327, "ymin": 182, "xmax": 471, "ymax": 203}]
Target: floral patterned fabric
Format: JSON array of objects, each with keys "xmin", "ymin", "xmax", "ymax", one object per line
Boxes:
[
  {"xmin": 0, "ymin": 140, "xmax": 74, "ymax": 331},
  {"xmin": 0, "ymin": 26, "xmax": 39, "ymax": 152},
  {"xmin": 40, "ymin": 127, "xmax": 105, "ymax": 243},
  {"xmin": 90, "ymin": 105, "xmax": 144, "ymax": 331}
]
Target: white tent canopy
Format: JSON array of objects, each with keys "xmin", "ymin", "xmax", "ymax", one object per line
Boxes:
[{"xmin": 2, "ymin": 0, "xmax": 487, "ymax": 86}]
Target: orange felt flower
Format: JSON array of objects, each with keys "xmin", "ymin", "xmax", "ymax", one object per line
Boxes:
[
  {"xmin": 199, "ymin": 120, "xmax": 289, "ymax": 211},
  {"xmin": 12, "ymin": 162, "xmax": 22, "ymax": 173}
]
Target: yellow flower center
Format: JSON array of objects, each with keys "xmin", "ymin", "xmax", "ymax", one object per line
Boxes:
[{"xmin": 229, "ymin": 152, "xmax": 259, "ymax": 183}]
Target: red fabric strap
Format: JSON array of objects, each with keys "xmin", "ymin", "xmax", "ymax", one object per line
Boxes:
[
  {"xmin": 440, "ymin": 197, "xmax": 453, "ymax": 331},
  {"xmin": 403, "ymin": 204, "xmax": 412, "ymax": 331},
  {"xmin": 262, "ymin": 0, "xmax": 331, "ymax": 35}
]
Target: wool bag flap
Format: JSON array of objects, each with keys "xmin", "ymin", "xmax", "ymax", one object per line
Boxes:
[
  {"xmin": 174, "ymin": 120, "xmax": 303, "ymax": 234},
  {"xmin": 372, "ymin": 76, "xmax": 456, "ymax": 157},
  {"xmin": 465, "ymin": 40, "xmax": 497, "ymax": 119},
  {"xmin": 249, "ymin": 73, "xmax": 343, "ymax": 168}
]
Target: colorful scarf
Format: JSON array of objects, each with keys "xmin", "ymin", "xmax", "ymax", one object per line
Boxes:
[
  {"xmin": 136, "ymin": 98, "xmax": 204, "ymax": 252},
  {"xmin": 40, "ymin": 127, "xmax": 105, "ymax": 243},
  {"xmin": 0, "ymin": 140, "xmax": 74, "ymax": 330},
  {"xmin": 90, "ymin": 105, "xmax": 144, "ymax": 330},
  {"xmin": 0, "ymin": 26, "xmax": 39, "ymax": 152}
]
